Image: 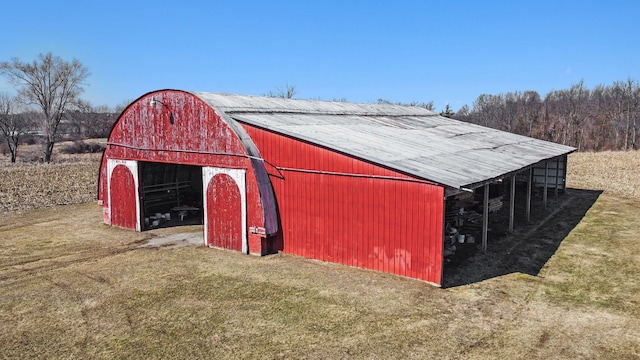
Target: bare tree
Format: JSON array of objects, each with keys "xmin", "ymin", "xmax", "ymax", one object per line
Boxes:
[
  {"xmin": 566, "ymin": 80, "xmax": 591, "ymax": 150},
  {"xmin": 114, "ymin": 99, "xmax": 133, "ymax": 116},
  {"xmin": 378, "ymin": 99, "xmax": 436, "ymax": 111},
  {"xmin": 472, "ymin": 94, "xmax": 505, "ymax": 128},
  {"xmin": 0, "ymin": 53, "xmax": 89, "ymax": 162},
  {"xmin": 455, "ymin": 104, "xmax": 470, "ymax": 119},
  {"xmin": 88, "ymin": 105, "xmax": 118, "ymax": 139},
  {"xmin": 613, "ymin": 78, "xmax": 640, "ymax": 150},
  {"xmin": 265, "ymin": 82, "xmax": 297, "ymax": 99},
  {"xmin": 461, "ymin": 78, "xmax": 640, "ymax": 151},
  {"xmin": 409, "ymin": 101, "xmax": 435, "ymax": 110},
  {"xmin": 64, "ymin": 100, "xmax": 117, "ymax": 139},
  {"xmin": 65, "ymin": 99, "xmax": 91, "ymax": 139},
  {"xmin": 440, "ymin": 103, "xmax": 455, "ymax": 118},
  {"xmin": 0, "ymin": 92, "xmax": 32, "ymax": 162},
  {"xmin": 503, "ymin": 92, "xmax": 518, "ymax": 132},
  {"xmin": 590, "ymin": 85, "xmax": 619, "ymax": 150},
  {"xmin": 519, "ymin": 91, "xmax": 541, "ymax": 137}
]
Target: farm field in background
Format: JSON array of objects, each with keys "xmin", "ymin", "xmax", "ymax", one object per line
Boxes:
[
  {"xmin": 0, "ymin": 140, "xmax": 104, "ymax": 212},
  {"xmin": 2, "ymin": 144, "xmax": 640, "ymax": 212},
  {"xmin": 1, "ymin": 147, "xmax": 639, "ymax": 358}
]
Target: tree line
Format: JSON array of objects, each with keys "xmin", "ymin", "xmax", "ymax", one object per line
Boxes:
[
  {"xmin": 3, "ymin": 53, "xmax": 638, "ymax": 164},
  {"xmin": 240, "ymin": 80, "xmax": 640, "ymax": 153},
  {"xmin": 453, "ymin": 79, "xmax": 640, "ymax": 151}
]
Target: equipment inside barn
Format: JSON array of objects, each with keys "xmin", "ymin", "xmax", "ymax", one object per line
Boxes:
[
  {"xmin": 139, "ymin": 162, "xmax": 204, "ymax": 229},
  {"xmin": 442, "ymin": 164, "xmax": 569, "ymax": 262}
]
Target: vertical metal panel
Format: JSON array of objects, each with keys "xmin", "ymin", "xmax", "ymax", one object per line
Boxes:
[
  {"xmin": 382, "ymin": 177, "xmax": 391, "ymax": 275},
  {"xmin": 109, "ymin": 164, "xmax": 138, "ymax": 230},
  {"xmin": 243, "ymin": 123, "xmax": 444, "ymax": 285},
  {"xmin": 532, "ymin": 156, "xmax": 567, "ymax": 192},
  {"xmin": 205, "ymin": 173, "xmax": 243, "ymax": 252}
]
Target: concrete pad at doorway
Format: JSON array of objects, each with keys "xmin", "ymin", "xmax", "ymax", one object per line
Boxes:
[{"xmin": 138, "ymin": 228, "xmax": 204, "ymax": 249}]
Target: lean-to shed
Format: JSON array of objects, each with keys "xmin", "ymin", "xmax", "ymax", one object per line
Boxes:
[{"xmin": 98, "ymin": 89, "xmax": 575, "ymax": 286}]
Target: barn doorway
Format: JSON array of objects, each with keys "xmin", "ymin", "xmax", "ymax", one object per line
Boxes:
[{"xmin": 139, "ymin": 162, "xmax": 204, "ymax": 230}]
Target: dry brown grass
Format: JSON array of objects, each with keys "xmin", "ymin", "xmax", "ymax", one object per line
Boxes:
[
  {"xmin": 568, "ymin": 150, "xmax": 640, "ymax": 200},
  {"xmin": 1, "ymin": 196, "xmax": 639, "ymax": 359},
  {"xmin": 0, "ymin": 150, "xmax": 639, "ymax": 358}
]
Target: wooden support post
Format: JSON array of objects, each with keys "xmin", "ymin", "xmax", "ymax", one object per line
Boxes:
[
  {"xmin": 563, "ymin": 154, "xmax": 568, "ymax": 192},
  {"xmin": 543, "ymin": 161, "xmax": 549, "ymax": 209},
  {"xmin": 555, "ymin": 157, "xmax": 560, "ymax": 201},
  {"xmin": 483, "ymin": 183, "xmax": 489, "ymax": 254},
  {"xmin": 509, "ymin": 174, "xmax": 516, "ymax": 233},
  {"xmin": 526, "ymin": 167, "xmax": 532, "ymax": 223}
]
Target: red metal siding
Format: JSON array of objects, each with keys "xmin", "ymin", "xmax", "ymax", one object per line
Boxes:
[
  {"xmin": 206, "ymin": 173, "xmax": 242, "ymax": 251},
  {"xmin": 110, "ymin": 165, "xmax": 137, "ymax": 229},
  {"xmin": 98, "ymin": 89, "xmax": 445, "ymax": 284},
  {"xmin": 243, "ymin": 123, "xmax": 445, "ymax": 285}
]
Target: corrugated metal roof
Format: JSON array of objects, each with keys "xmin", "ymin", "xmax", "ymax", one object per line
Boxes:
[{"xmin": 193, "ymin": 92, "xmax": 576, "ymax": 190}]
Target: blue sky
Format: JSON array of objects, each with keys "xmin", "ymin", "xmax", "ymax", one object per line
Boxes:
[{"xmin": 1, "ymin": 0, "xmax": 639, "ymax": 112}]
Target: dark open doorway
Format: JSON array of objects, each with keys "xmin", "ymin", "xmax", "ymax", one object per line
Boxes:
[{"xmin": 139, "ymin": 162, "xmax": 204, "ymax": 230}]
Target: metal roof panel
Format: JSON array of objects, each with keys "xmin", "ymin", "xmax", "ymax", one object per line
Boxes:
[{"xmin": 192, "ymin": 92, "xmax": 575, "ymax": 189}]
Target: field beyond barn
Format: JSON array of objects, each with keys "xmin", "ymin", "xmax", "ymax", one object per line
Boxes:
[{"xmin": 1, "ymin": 147, "xmax": 640, "ymax": 358}]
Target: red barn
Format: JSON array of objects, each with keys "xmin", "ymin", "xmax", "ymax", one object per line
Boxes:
[{"xmin": 98, "ymin": 89, "xmax": 574, "ymax": 286}]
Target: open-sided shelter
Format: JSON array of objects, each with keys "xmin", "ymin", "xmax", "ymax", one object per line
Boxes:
[{"xmin": 98, "ymin": 89, "xmax": 575, "ymax": 286}]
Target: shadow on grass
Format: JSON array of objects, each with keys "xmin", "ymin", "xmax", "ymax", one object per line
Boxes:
[{"xmin": 442, "ymin": 188, "xmax": 602, "ymax": 288}]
